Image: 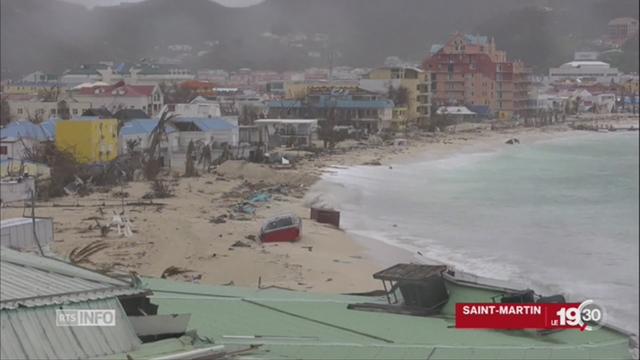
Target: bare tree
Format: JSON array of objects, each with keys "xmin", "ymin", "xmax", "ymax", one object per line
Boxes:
[
  {"xmin": 388, "ymin": 85, "xmax": 410, "ymax": 107},
  {"xmin": 0, "ymin": 97, "xmax": 11, "ymax": 126},
  {"xmin": 184, "ymin": 140, "xmax": 197, "ymax": 177}
]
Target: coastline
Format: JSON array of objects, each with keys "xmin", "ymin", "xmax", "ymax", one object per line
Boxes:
[{"xmin": 1, "ymin": 114, "xmax": 637, "ymax": 295}]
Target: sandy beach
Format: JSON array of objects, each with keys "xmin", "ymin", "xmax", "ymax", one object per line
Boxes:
[{"xmin": 2, "ymin": 114, "xmax": 638, "ymax": 294}]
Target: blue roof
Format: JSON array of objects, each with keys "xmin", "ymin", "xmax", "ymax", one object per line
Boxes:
[
  {"xmin": 335, "ymin": 99, "xmax": 393, "ymax": 109},
  {"xmin": 464, "ymin": 34, "xmax": 489, "ymax": 45},
  {"xmin": 120, "ymin": 119, "xmax": 177, "ymax": 136},
  {"xmin": 40, "ymin": 118, "xmax": 58, "ymax": 138},
  {"xmin": 172, "ymin": 117, "xmax": 236, "ymax": 132},
  {"xmin": 430, "ymin": 44, "xmax": 444, "ymax": 54},
  {"xmin": 0, "ymin": 119, "xmax": 53, "ymax": 141}
]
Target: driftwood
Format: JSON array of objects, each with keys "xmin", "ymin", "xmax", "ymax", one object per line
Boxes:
[
  {"xmin": 69, "ymin": 240, "xmax": 109, "ymax": 264},
  {"xmin": 160, "ymin": 266, "xmax": 193, "ymax": 279}
]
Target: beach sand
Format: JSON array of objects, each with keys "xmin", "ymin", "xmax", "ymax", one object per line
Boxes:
[{"xmin": 2, "ymin": 114, "xmax": 637, "ymax": 294}]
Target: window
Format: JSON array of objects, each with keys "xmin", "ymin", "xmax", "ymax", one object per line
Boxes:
[
  {"xmin": 17, "ymin": 108, "xmax": 23, "ymax": 115},
  {"xmin": 72, "ymin": 109, "xmax": 78, "ymax": 115},
  {"xmin": 0, "ymin": 145, "xmax": 7, "ymax": 155},
  {"xmin": 51, "ymin": 109, "xmax": 56, "ymax": 115}
]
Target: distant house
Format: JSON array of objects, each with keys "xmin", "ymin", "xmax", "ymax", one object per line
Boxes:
[
  {"xmin": 165, "ymin": 102, "xmax": 222, "ymax": 118},
  {"xmin": 171, "ymin": 117, "xmax": 238, "ymax": 149},
  {"xmin": 0, "ymin": 119, "xmax": 56, "ymax": 161},
  {"xmin": 607, "ymin": 17, "xmax": 639, "ymax": 47},
  {"xmin": 61, "ymin": 62, "xmax": 194, "ymax": 87},
  {"xmin": 549, "ymin": 61, "xmax": 621, "ymax": 84},
  {"xmin": 436, "ymin": 106, "xmax": 477, "ymax": 123},
  {"xmin": 161, "ymin": 117, "xmax": 239, "ymax": 171},
  {"xmin": 6, "ymin": 95, "xmax": 92, "ymax": 120},
  {"xmin": 55, "ymin": 117, "xmax": 118, "ymax": 164},
  {"xmin": 130, "ymin": 63, "xmax": 194, "ymax": 85},
  {"xmin": 266, "ymin": 86, "xmax": 394, "ymax": 133},
  {"xmin": 21, "ymin": 71, "xmax": 59, "ymax": 84},
  {"xmin": 60, "ymin": 63, "xmax": 109, "ymax": 87},
  {"xmin": 254, "ymin": 119, "xmax": 317, "ymax": 150},
  {"xmin": 73, "ymin": 82, "xmax": 164, "ymax": 116}
]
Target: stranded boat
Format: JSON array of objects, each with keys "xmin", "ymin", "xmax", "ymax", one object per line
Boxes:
[{"xmin": 259, "ymin": 213, "xmax": 302, "ymax": 243}]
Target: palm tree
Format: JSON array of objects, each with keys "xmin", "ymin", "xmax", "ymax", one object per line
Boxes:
[{"xmin": 144, "ymin": 110, "xmax": 176, "ymax": 179}]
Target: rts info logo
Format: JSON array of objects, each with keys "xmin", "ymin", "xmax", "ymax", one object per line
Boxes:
[{"xmin": 56, "ymin": 309, "xmax": 116, "ymax": 327}]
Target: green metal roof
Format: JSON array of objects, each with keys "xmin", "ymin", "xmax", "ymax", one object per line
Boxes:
[
  {"xmin": 101, "ymin": 334, "xmax": 226, "ymax": 360},
  {"xmin": 0, "ymin": 298, "xmax": 140, "ymax": 360},
  {"xmin": 142, "ymin": 278, "xmax": 634, "ymax": 360}
]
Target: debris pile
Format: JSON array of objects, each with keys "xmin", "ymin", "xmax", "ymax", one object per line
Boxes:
[{"xmin": 142, "ymin": 179, "xmax": 175, "ymax": 199}]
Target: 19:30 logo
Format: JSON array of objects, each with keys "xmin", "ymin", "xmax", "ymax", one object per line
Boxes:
[{"xmin": 555, "ymin": 300, "xmax": 605, "ymax": 331}]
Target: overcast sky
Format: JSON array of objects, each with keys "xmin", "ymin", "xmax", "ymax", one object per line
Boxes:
[{"xmin": 62, "ymin": 0, "xmax": 264, "ymax": 8}]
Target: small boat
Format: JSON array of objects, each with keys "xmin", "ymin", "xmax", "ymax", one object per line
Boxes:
[{"xmin": 259, "ymin": 214, "xmax": 302, "ymax": 243}]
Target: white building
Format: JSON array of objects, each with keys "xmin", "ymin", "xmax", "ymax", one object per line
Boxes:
[
  {"xmin": 61, "ymin": 63, "xmax": 194, "ymax": 87},
  {"xmin": 0, "ymin": 119, "xmax": 55, "ymax": 161},
  {"xmin": 8, "ymin": 97, "xmax": 92, "ymax": 119},
  {"xmin": 549, "ymin": 61, "xmax": 621, "ymax": 84},
  {"xmin": 73, "ymin": 83, "xmax": 164, "ymax": 116},
  {"xmin": 169, "ymin": 102, "xmax": 222, "ymax": 118}
]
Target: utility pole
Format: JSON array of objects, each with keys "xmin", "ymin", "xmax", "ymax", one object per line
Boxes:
[{"xmin": 328, "ymin": 48, "xmax": 334, "ymax": 84}]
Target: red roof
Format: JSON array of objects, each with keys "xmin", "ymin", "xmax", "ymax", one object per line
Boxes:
[
  {"xmin": 78, "ymin": 84, "xmax": 156, "ymax": 97},
  {"xmin": 179, "ymin": 80, "xmax": 215, "ymax": 90}
]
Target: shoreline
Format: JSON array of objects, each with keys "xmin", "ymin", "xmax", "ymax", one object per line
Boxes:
[{"xmin": 1, "ymin": 115, "xmax": 637, "ymax": 295}]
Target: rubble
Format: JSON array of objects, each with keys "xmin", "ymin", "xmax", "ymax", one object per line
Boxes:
[
  {"xmin": 161, "ymin": 266, "xmax": 193, "ymax": 279},
  {"xmin": 231, "ymin": 240, "xmax": 251, "ymax": 248}
]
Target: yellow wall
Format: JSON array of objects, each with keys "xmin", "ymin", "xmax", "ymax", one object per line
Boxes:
[
  {"xmin": 55, "ymin": 118, "xmax": 119, "ymax": 164},
  {"xmin": 624, "ymin": 79, "xmax": 639, "ymax": 95},
  {"xmin": 366, "ymin": 68, "xmax": 429, "ymax": 122}
]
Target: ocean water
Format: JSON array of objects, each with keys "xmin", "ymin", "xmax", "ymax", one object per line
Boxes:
[{"xmin": 312, "ymin": 132, "xmax": 639, "ymax": 332}]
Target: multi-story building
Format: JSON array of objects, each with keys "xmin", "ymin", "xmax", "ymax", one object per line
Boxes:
[
  {"xmin": 72, "ymin": 82, "xmax": 164, "ymax": 116},
  {"xmin": 606, "ymin": 17, "xmax": 639, "ymax": 47},
  {"xmin": 422, "ymin": 33, "xmax": 534, "ymax": 120},
  {"xmin": 549, "ymin": 60, "xmax": 621, "ymax": 84},
  {"xmin": 266, "ymin": 86, "xmax": 394, "ymax": 133},
  {"xmin": 361, "ymin": 66, "xmax": 432, "ymax": 126},
  {"xmin": 7, "ymin": 97, "xmax": 92, "ymax": 120}
]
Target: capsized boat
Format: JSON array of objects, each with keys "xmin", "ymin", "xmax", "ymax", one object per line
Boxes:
[{"xmin": 259, "ymin": 213, "xmax": 302, "ymax": 243}]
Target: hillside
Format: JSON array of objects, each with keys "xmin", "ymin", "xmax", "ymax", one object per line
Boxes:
[{"xmin": 1, "ymin": 0, "xmax": 638, "ymax": 78}]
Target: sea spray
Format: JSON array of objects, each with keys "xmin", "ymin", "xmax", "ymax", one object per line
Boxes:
[{"xmin": 317, "ymin": 132, "xmax": 639, "ymax": 333}]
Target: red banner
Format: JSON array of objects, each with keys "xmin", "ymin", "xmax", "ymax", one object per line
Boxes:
[{"xmin": 455, "ymin": 303, "xmax": 588, "ymax": 331}]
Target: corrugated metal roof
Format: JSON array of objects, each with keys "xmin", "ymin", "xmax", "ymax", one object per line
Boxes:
[
  {"xmin": 1, "ymin": 248, "xmax": 145, "ymax": 310},
  {"xmin": 143, "ymin": 278, "xmax": 633, "ymax": 360},
  {"xmin": 102, "ymin": 336, "xmax": 226, "ymax": 360},
  {"xmin": 0, "ymin": 120, "xmax": 52, "ymax": 142},
  {"xmin": 0, "ymin": 298, "xmax": 141, "ymax": 360}
]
